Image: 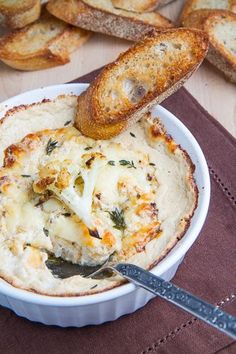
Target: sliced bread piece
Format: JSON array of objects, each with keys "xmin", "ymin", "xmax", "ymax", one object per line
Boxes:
[
  {"xmin": 179, "ymin": 0, "xmax": 236, "ymax": 24},
  {"xmin": 182, "ymin": 8, "xmax": 225, "ymax": 28},
  {"xmin": 0, "ymin": 10, "xmax": 91, "ymax": 71},
  {"xmin": 75, "ymin": 28, "xmax": 208, "ymax": 139},
  {"xmin": 182, "ymin": 10, "xmax": 236, "ymax": 83},
  {"xmin": 0, "ymin": 0, "xmax": 41, "ymax": 29},
  {"xmin": 204, "ymin": 12, "xmax": 236, "ymax": 83},
  {"xmin": 47, "ymin": 0, "xmax": 173, "ymax": 41},
  {"xmin": 111, "ymin": 0, "xmax": 175, "ymax": 13}
]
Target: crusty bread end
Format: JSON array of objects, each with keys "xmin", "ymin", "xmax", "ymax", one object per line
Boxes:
[{"xmin": 75, "ymin": 28, "xmax": 209, "ymax": 139}]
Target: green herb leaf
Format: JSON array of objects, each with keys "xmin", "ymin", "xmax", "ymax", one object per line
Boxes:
[
  {"xmin": 62, "ymin": 212, "xmax": 71, "ymax": 217},
  {"xmin": 119, "ymin": 160, "xmax": 136, "ymax": 169},
  {"xmin": 43, "ymin": 227, "xmax": 49, "ymax": 237},
  {"xmin": 84, "ymin": 146, "xmax": 93, "ymax": 151},
  {"xmin": 90, "ymin": 284, "xmax": 98, "ymax": 289},
  {"xmin": 64, "ymin": 120, "xmax": 71, "ymax": 126},
  {"xmin": 130, "ymin": 132, "xmax": 136, "ymax": 138},
  {"xmin": 46, "ymin": 138, "xmax": 59, "ymax": 155},
  {"xmin": 21, "ymin": 174, "xmax": 31, "ymax": 178},
  {"xmin": 149, "ymin": 162, "xmax": 156, "ymax": 166},
  {"xmin": 108, "ymin": 160, "xmax": 115, "ymax": 166},
  {"xmin": 108, "ymin": 208, "xmax": 126, "ymax": 231}
]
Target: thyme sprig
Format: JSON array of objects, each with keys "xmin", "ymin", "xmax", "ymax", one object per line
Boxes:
[
  {"xmin": 46, "ymin": 138, "xmax": 59, "ymax": 155},
  {"xmin": 108, "ymin": 208, "xmax": 126, "ymax": 231},
  {"xmin": 108, "ymin": 160, "xmax": 115, "ymax": 166},
  {"xmin": 119, "ymin": 160, "xmax": 136, "ymax": 169}
]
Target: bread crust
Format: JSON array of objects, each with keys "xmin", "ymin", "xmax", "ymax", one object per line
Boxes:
[
  {"xmin": 47, "ymin": 0, "xmax": 173, "ymax": 41},
  {"xmin": 75, "ymin": 28, "xmax": 209, "ymax": 140},
  {"xmin": 0, "ymin": 0, "xmax": 41, "ymax": 29},
  {"xmin": 207, "ymin": 45, "xmax": 236, "ymax": 83}
]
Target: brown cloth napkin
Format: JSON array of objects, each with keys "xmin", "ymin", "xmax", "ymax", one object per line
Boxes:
[{"xmin": 0, "ymin": 69, "xmax": 235, "ymax": 354}]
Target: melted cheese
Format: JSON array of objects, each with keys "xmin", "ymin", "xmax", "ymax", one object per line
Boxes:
[
  {"xmin": 0, "ymin": 101, "xmax": 198, "ymax": 296},
  {"xmin": 48, "ymin": 216, "xmax": 84, "ymax": 243},
  {"xmin": 51, "ymin": 157, "xmax": 106, "ymax": 229},
  {"xmin": 0, "ymin": 127, "xmax": 160, "ymax": 268}
]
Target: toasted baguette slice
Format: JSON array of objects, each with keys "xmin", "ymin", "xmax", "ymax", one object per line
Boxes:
[
  {"xmin": 182, "ymin": 10, "xmax": 236, "ymax": 83},
  {"xmin": 182, "ymin": 8, "xmax": 225, "ymax": 28},
  {"xmin": 0, "ymin": 11, "xmax": 90, "ymax": 71},
  {"xmin": 0, "ymin": 0, "xmax": 41, "ymax": 29},
  {"xmin": 179, "ymin": 0, "xmax": 236, "ymax": 24},
  {"xmin": 111, "ymin": 0, "xmax": 175, "ymax": 13},
  {"xmin": 204, "ymin": 12, "xmax": 236, "ymax": 83},
  {"xmin": 75, "ymin": 28, "xmax": 208, "ymax": 139},
  {"xmin": 47, "ymin": 0, "xmax": 173, "ymax": 41}
]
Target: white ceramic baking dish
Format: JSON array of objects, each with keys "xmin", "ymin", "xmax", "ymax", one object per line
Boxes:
[{"xmin": 0, "ymin": 84, "xmax": 210, "ymax": 327}]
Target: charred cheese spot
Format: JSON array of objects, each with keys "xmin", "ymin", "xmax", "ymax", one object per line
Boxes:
[
  {"xmin": 4, "ymin": 144, "xmax": 25, "ymax": 167},
  {"xmin": 122, "ymin": 222, "xmax": 161, "ymax": 256},
  {"xmin": 102, "ymin": 231, "xmax": 116, "ymax": 248},
  {"xmin": 33, "ymin": 176, "xmax": 55, "ymax": 193}
]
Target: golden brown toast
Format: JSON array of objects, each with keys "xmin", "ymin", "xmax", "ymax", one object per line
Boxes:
[
  {"xmin": 0, "ymin": 0, "xmax": 41, "ymax": 29},
  {"xmin": 204, "ymin": 12, "xmax": 236, "ymax": 83},
  {"xmin": 182, "ymin": 8, "xmax": 224, "ymax": 28},
  {"xmin": 47, "ymin": 0, "xmax": 173, "ymax": 41},
  {"xmin": 179, "ymin": 0, "xmax": 236, "ymax": 24},
  {"xmin": 111, "ymin": 0, "xmax": 175, "ymax": 12},
  {"xmin": 75, "ymin": 28, "xmax": 209, "ymax": 139},
  {"xmin": 0, "ymin": 10, "xmax": 91, "ymax": 71},
  {"xmin": 183, "ymin": 10, "xmax": 236, "ymax": 83}
]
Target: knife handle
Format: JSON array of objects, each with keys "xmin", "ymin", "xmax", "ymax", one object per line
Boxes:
[{"xmin": 114, "ymin": 263, "xmax": 236, "ymax": 340}]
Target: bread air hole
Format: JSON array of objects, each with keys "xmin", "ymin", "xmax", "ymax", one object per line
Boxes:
[
  {"xmin": 159, "ymin": 42, "xmax": 167, "ymax": 52},
  {"xmin": 123, "ymin": 78, "xmax": 148, "ymax": 104},
  {"xmin": 168, "ymin": 55, "xmax": 174, "ymax": 63},
  {"xmin": 173, "ymin": 43, "xmax": 182, "ymax": 50}
]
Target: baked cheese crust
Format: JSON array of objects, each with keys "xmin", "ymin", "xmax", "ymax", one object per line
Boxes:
[{"xmin": 0, "ymin": 96, "xmax": 198, "ymax": 296}]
